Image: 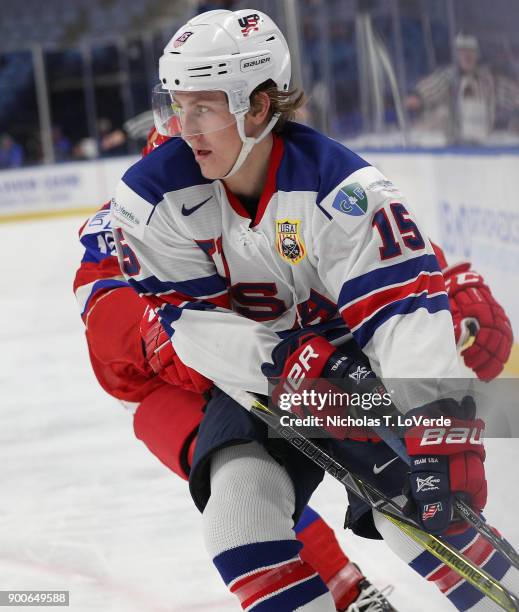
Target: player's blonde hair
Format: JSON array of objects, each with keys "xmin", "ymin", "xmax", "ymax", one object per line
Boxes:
[{"xmin": 249, "ymin": 79, "xmax": 306, "ymax": 133}]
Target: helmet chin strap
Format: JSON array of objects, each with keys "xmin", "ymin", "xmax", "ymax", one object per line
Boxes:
[{"xmin": 220, "ymin": 112, "xmax": 281, "ymax": 179}]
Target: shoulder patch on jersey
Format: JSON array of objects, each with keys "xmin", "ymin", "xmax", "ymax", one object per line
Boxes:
[
  {"xmin": 275, "ymin": 219, "xmax": 306, "ymax": 264},
  {"xmin": 322, "ymin": 166, "xmax": 397, "ymax": 235},
  {"xmin": 112, "ymin": 183, "xmax": 155, "ymax": 240},
  {"xmin": 332, "ymin": 183, "xmax": 368, "ymax": 216}
]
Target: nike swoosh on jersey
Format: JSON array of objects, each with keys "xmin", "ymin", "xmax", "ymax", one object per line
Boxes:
[
  {"xmin": 181, "ymin": 196, "xmax": 213, "ymax": 216},
  {"xmin": 372, "ymin": 456, "xmax": 398, "ymax": 475}
]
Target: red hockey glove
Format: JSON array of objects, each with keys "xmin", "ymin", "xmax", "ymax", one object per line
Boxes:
[
  {"xmin": 404, "ymin": 396, "xmax": 486, "ymax": 535},
  {"xmin": 443, "ymin": 262, "xmax": 513, "ymax": 381},
  {"xmin": 140, "ymin": 306, "xmax": 213, "ymax": 394},
  {"xmin": 262, "ymin": 331, "xmax": 379, "ymax": 439}
]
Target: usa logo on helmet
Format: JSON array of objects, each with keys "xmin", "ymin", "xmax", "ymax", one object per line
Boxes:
[
  {"xmin": 173, "ymin": 31, "xmax": 194, "ymax": 48},
  {"xmin": 276, "ymin": 219, "xmax": 306, "ymax": 265},
  {"xmin": 238, "ymin": 14, "xmax": 261, "ymax": 37}
]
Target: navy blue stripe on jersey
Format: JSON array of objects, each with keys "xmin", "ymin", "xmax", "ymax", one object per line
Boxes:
[
  {"xmin": 121, "ymin": 137, "xmax": 210, "ymax": 206},
  {"xmin": 410, "ymin": 528, "xmax": 477, "ymax": 577},
  {"xmin": 448, "ymin": 552, "xmax": 510, "ymax": 610},
  {"xmin": 80, "ymin": 237, "xmax": 114, "ymax": 264},
  {"xmin": 81, "ymin": 278, "xmax": 129, "ymax": 316},
  {"xmin": 251, "ymin": 574, "xmax": 328, "ymax": 611},
  {"xmin": 81, "ymin": 248, "xmax": 111, "ymax": 264},
  {"xmin": 352, "ymin": 292, "xmax": 450, "ymax": 347},
  {"xmin": 278, "ymin": 122, "xmax": 370, "ymax": 216},
  {"xmin": 128, "ymin": 273, "xmax": 227, "ymax": 298},
  {"xmin": 213, "ymin": 540, "xmax": 302, "ymax": 586},
  {"xmin": 338, "ymin": 254, "xmax": 441, "ymax": 308},
  {"xmin": 158, "ymin": 301, "xmax": 218, "ymax": 334}
]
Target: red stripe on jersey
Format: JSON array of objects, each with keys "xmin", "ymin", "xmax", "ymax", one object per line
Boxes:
[
  {"xmin": 73, "ymin": 258, "xmax": 122, "ymax": 294},
  {"xmin": 224, "ymin": 134, "xmax": 284, "ymax": 227},
  {"xmin": 231, "ymin": 559, "xmax": 317, "ymax": 609},
  {"xmin": 343, "ymin": 272, "xmax": 446, "ymax": 330},
  {"xmin": 205, "ymin": 292, "xmax": 230, "ymax": 308},
  {"xmin": 428, "ymin": 534, "xmax": 495, "ymax": 593},
  {"xmin": 253, "ymin": 134, "xmax": 284, "ymax": 227},
  {"xmin": 224, "ymin": 187, "xmax": 250, "ymax": 220},
  {"xmin": 147, "ymin": 291, "xmax": 230, "ymax": 310}
]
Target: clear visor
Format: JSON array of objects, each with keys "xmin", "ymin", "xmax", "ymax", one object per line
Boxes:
[{"xmin": 152, "ymin": 83, "xmax": 237, "ymax": 138}]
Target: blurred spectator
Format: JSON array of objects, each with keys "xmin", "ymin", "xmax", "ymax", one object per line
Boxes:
[
  {"xmin": 406, "ymin": 34, "xmax": 519, "ymax": 144},
  {"xmin": 0, "ymin": 133, "xmax": 24, "ymax": 168},
  {"xmin": 52, "ymin": 126, "xmax": 72, "ymax": 162},
  {"xmin": 73, "ymin": 137, "xmax": 98, "ymax": 161},
  {"xmin": 97, "ymin": 118, "xmax": 127, "ymax": 157}
]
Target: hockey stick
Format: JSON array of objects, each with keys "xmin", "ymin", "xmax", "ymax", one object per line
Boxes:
[
  {"xmin": 219, "ymin": 385, "xmax": 519, "ymax": 612},
  {"xmin": 353, "ymin": 406, "xmax": 519, "ymax": 571},
  {"xmin": 328, "ymin": 378, "xmax": 519, "ymax": 572}
]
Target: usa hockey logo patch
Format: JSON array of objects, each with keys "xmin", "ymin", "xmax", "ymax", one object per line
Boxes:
[
  {"xmin": 276, "ymin": 219, "xmax": 306, "ymax": 265},
  {"xmin": 332, "ymin": 183, "xmax": 368, "ymax": 216},
  {"xmin": 173, "ymin": 31, "xmax": 193, "ymax": 48},
  {"xmin": 422, "ymin": 502, "xmax": 443, "ymax": 521}
]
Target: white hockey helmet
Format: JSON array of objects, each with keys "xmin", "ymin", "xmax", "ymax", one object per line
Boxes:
[{"xmin": 152, "ymin": 9, "xmax": 291, "ymax": 177}]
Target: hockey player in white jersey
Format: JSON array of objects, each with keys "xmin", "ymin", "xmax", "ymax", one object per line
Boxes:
[{"xmin": 111, "ymin": 9, "xmax": 517, "ymax": 610}]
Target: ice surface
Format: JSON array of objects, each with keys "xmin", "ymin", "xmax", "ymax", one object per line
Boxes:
[{"xmin": 0, "ymin": 216, "xmax": 517, "ymax": 611}]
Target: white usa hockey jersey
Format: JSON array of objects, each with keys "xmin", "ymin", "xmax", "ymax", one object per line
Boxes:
[{"xmin": 111, "ymin": 121, "xmax": 460, "ymax": 396}]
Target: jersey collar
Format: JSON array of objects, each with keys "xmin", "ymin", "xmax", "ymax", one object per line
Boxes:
[{"xmin": 223, "ymin": 133, "xmax": 284, "ymax": 227}]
